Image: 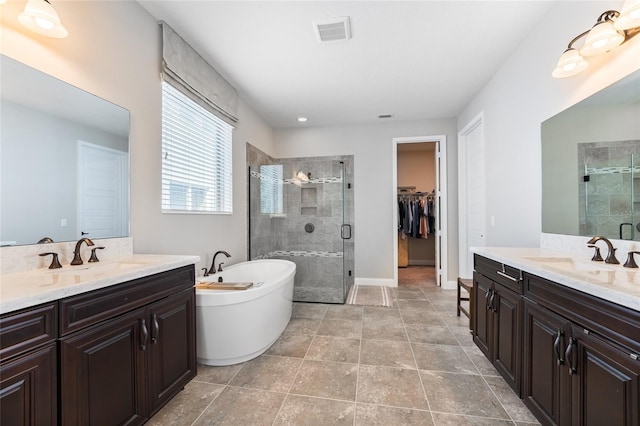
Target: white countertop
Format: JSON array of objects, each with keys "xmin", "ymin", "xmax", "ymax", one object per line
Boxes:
[
  {"xmin": 472, "ymin": 247, "xmax": 640, "ymax": 312},
  {"xmin": 0, "ymin": 254, "xmax": 199, "ymax": 314}
]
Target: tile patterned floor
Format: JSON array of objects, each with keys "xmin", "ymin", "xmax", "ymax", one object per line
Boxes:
[{"xmin": 149, "ymin": 268, "xmax": 540, "ymax": 425}]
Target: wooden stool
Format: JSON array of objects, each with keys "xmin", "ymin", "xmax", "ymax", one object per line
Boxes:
[{"xmin": 457, "ymin": 277, "xmax": 473, "ymax": 328}]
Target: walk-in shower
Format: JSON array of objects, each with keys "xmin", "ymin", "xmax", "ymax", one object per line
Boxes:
[
  {"xmin": 579, "ymin": 140, "xmax": 640, "ymax": 241},
  {"xmin": 247, "ymin": 143, "xmax": 354, "ymax": 303}
]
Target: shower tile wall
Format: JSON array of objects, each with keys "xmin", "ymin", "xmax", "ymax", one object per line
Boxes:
[
  {"xmin": 578, "ymin": 140, "xmax": 640, "ymax": 240},
  {"xmin": 247, "ymin": 143, "xmax": 355, "ymax": 303}
]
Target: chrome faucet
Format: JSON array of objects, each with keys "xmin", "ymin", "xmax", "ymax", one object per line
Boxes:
[
  {"xmin": 586, "ymin": 236, "xmax": 619, "ymax": 265},
  {"xmin": 208, "ymin": 250, "xmax": 231, "ymax": 275},
  {"xmin": 71, "ymin": 237, "xmax": 95, "ymax": 265}
]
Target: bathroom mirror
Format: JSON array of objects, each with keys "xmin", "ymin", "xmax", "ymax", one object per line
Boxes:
[
  {"xmin": 541, "ymin": 69, "xmax": 640, "ymax": 241},
  {"xmin": 0, "ymin": 55, "xmax": 130, "ymax": 246}
]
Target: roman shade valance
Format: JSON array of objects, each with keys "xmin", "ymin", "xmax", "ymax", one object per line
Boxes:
[{"xmin": 160, "ymin": 21, "xmax": 238, "ymax": 125}]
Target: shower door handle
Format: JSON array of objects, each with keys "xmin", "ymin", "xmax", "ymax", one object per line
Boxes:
[{"xmin": 341, "ymin": 224, "xmax": 352, "ymax": 240}]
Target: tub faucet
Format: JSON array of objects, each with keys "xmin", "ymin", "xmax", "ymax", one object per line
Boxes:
[
  {"xmin": 586, "ymin": 236, "xmax": 619, "ymax": 265},
  {"xmin": 208, "ymin": 250, "xmax": 231, "ymax": 275},
  {"xmin": 70, "ymin": 237, "xmax": 95, "ymax": 265}
]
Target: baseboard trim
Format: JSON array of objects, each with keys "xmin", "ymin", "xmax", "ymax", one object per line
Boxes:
[
  {"xmin": 355, "ymin": 277, "xmax": 395, "ymax": 287},
  {"xmin": 441, "ymin": 279, "xmax": 457, "ymax": 290}
]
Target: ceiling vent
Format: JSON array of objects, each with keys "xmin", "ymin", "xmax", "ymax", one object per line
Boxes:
[
  {"xmin": 378, "ymin": 113, "xmax": 395, "ymax": 119},
  {"xmin": 313, "ymin": 17, "xmax": 351, "ymax": 43}
]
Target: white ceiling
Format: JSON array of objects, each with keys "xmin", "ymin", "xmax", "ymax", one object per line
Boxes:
[{"xmin": 138, "ymin": 1, "xmax": 556, "ymax": 129}]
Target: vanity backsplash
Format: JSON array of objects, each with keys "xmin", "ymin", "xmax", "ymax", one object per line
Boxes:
[
  {"xmin": 541, "ymin": 232, "xmax": 640, "ymax": 260},
  {"xmin": 0, "ymin": 237, "xmax": 133, "ymax": 275}
]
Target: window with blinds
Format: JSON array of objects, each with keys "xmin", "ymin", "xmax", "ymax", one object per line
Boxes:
[
  {"xmin": 161, "ymin": 81, "xmax": 233, "ymax": 214},
  {"xmin": 260, "ymin": 164, "xmax": 283, "ymax": 215}
]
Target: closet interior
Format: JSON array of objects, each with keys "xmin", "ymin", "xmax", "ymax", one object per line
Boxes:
[{"xmin": 396, "ymin": 143, "xmax": 437, "ymax": 271}]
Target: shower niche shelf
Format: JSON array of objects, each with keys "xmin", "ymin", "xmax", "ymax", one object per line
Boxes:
[{"xmin": 301, "ymin": 187, "xmax": 318, "ymax": 215}]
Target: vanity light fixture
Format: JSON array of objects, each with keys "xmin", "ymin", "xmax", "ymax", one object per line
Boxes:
[
  {"xmin": 18, "ymin": 0, "xmax": 68, "ymax": 38},
  {"xmin": 552, "ymin": 2, "xmax": 640, "ymax": 78}
]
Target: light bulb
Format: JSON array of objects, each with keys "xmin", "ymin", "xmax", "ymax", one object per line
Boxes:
[
  {"xmin": 552, "ymin": 48, "xmax": 588, "ymax": 78},
  {"xmin": 614, "ymin": 0, "xmax": 640, "ymax": 30},
  {"xmin": 18, "ymin": 0, "xmax": 68, "ymax": 38},
  {"xmin": 34, "ymin": 16, "xmax": 54, "ymax": 30},
  {"xmin": 580, "ymin": 21, "xmax": 624, "ymax": 56}
]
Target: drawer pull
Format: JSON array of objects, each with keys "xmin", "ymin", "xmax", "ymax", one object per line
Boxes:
[{"xmin": 496, "ymin": 270, "xmax": 519, "ymax": 282}]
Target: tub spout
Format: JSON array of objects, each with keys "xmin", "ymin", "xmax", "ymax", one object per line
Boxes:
[{"xmin": 208, "ymin": 250, "xmax": 231, "ymax": 275}]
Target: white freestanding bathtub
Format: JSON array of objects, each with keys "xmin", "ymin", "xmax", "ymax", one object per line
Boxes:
[{"xmin": 195, "ymin": 259, "xmax": 296, "ymax": 366}]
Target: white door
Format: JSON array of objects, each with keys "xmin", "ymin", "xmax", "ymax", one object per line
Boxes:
[
  {"xmin": 459, "ymin": 115, "xmax": 486, "ymax": 278},
  {"xmin": 78, "ymin": 141, "xmax": 128, "ymax": 239}
]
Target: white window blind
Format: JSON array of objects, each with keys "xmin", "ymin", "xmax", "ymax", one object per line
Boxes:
[
  {"xmin": 260, "ymin": 165, "xmax": 283, "ymax": 215},
  {"xmin": 162, "ymin": 81, "xmax": 233, "ymax": 214}
]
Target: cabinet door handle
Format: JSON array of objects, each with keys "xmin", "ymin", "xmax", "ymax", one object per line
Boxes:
[
  {"xmin": 565, "ymin": 337, "xmax": 577, "ymax": 375},
  {"xmin": 489, "ymin": 290, "xmax": 496, "ymax": 313},
  {"xmin": 151, "ymin": 313, "xmax": 159, "ymax": 344},
  {"xmin": 554, "ymin": 330, "xmax": 565, "ymax": 366},
  {"xmin": 485, "ymin": 288, "xmax": 491, "ymax": 309},
  {"xmin": 140, "ymin": 319, "xmax": 148, "ymax": 351}
]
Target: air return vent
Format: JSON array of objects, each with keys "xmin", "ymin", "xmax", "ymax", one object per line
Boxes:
[{"xmin": 313, "ymin": 17, "xmax": 351, "ymax": 43}]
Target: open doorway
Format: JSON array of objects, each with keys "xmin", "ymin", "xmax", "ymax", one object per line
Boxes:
[{"xmin": 392, "ymin": 135, "xmax": 448, "ymax": 288}]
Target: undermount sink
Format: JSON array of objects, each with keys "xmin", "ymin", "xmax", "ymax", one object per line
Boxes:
[
  {"xmin": 523, "ymin": 256, "xmax": 615, "ymax": 273},
  {"xmin": 48, "ymin": 261, "xmax": 146, "ymax": 276}
]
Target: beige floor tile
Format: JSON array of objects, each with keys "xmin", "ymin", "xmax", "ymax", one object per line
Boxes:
[
  {"xmin": 462, "ymin": 346, "xmax": 499, "ymax": 376},
  {"xmin": 360, "ymin": 339, "xmax": 416, "ymax": 369},
  {"xmin": 484, "ymin": 375, "xmax": 540, "ymax": 423},
  {"xmin": 405, "ymin": 324, "xmax": 459, "ymax": 345},
  {"xmin": 362, "ymin": 306, "xmax": 402, "ymax": 321},
  {"xmin": 325, "ymin": 304, "xmax": 364, "ymax": 320},
  {"xmin": 193, "ymin": 363, "xmax": 244, "ymax": 385},
  {"xmin": 420, "ymin": 371, "xmax": 509, "ymax": 419},
  {"xmin": 306, "ymin": 335, "xmax": 360, "ymax": 363},
  {"xmin": 393, "ymin": 288, "xmax": 429, "ymax": 300},
  {"xmin": 317, "ymin": 318, "xmax": 362, "ymax": 339},
  {"xmin": 265, "ymin": 332, "xmax": 314, "ymax": 358},
  {"xmin": 412, "ymin": 343, "xmax": 479, "ymax": 374},
  {"xmin": 449, "ymin": 325, "xmax": 475, "ymax": 347},
  {"xmin": 283, "ymin": 318, "xmax": 322, "ymax": 335},
  {"xmin": 292, "ymin": 303, "xmax": 328, "ymax": 319},
  {"xmin": 396, "ymin": 299, "xmax": 434, "ymax": 311},
  {"xmin": 193, "ymin": 387, "xmax": 285, "ymax": 425},
  {"xmin": 362, "ymin": 319, "xmax": 409, "ymax": 341},
  {"xmin": 147, "ymin": 381, "xmax": 224, "ymax": 426},
  {"xmin": 355, "ymin": 403, "xmax": 434, "ymax": 425},
  {"xmin": 274, "ymin": 395, "xmax": 355, "ymax": 426},
  {"xmin": 290, "ymin": 359, "xmax": 358, "ymax": 401},
  {"xmin": 228, "ymin": 355, "xmax": 302, "ymax": 392},
  {"xmin": 357, "ymin": 365, "xmax": 429, "ymax": 410},
  {"xmin": 401, "ymin": 309, "xmax": 445, "ymax": 325},
  {"xmin": 431, "ymin": 412, "xmax": 515, "ymax": 425}
]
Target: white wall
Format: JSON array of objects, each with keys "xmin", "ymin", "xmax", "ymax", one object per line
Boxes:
[
  {"xmin": 274, "ymin": 119, "xmax": 458, "ymax": 283},
  {"xmin": 457, "ymin": 0, "xmax": 640, "ymax": 248},
  {"xmin": 0, "ymin": 1, "xmax": 274, "ymax": 270}
]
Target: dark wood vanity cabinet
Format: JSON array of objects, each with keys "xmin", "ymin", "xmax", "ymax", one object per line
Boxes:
[
  {"xmin": 523, "ymin": 273, "xmax": 640, "ymax": 426},
  {"xmin": 474, "ymin": 254, "xmax": 640, "ymax": 426},
  {"xmin": 0, "ymin": 302, "xmax": 58, "ymax": 425},
  {"xmin": 473, "ymin": 256, "xmax": 523, "ymax": 395},
  {"xmin": 59, "ymin": 265, "xmax": 197, "ymax": 425},
  {"xmin": 0, "ymin": 264, "xmax": 196, "ymax": 426}
]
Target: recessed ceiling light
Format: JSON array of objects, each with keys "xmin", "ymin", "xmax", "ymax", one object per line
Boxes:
[{"xmin": 297, "ymin": 117, "xmax": 308, "ymax": 123}]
